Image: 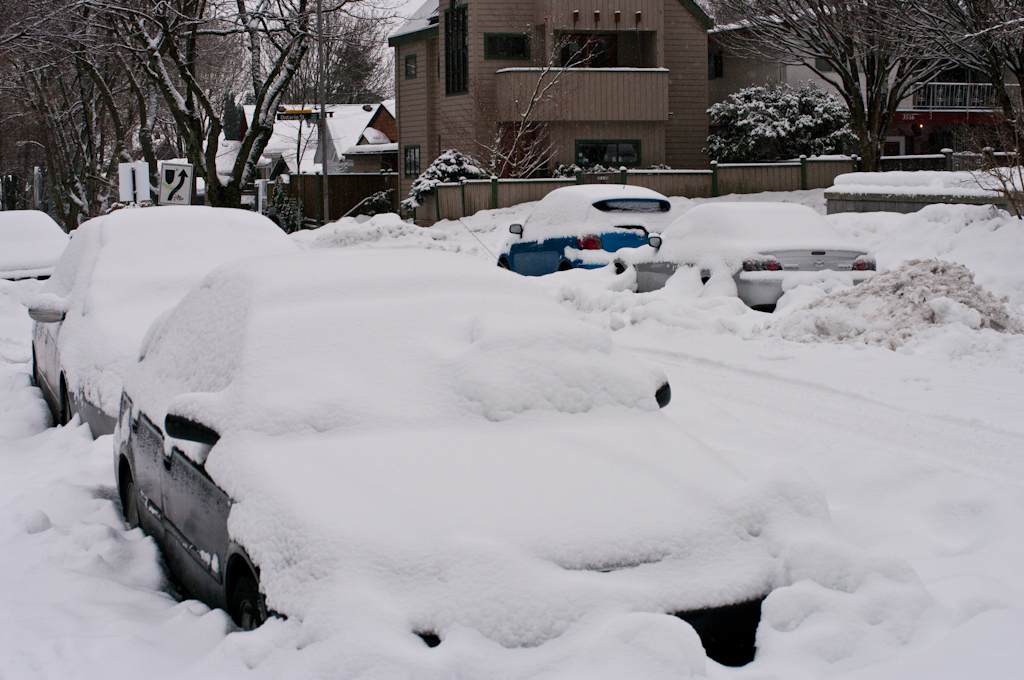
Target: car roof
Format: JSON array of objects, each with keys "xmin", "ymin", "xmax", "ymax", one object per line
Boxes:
[{"xmin": 521, "ymin": 185, "xmax": 673, "ymax": 240}]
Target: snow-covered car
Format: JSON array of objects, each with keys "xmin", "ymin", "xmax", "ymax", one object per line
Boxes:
[
  {"xmin": 0, "ymin": 210, "xmax": 69, "ymax": 280},
  {"xmin": 497, "ymin": 185, "xmax": 673, "ymax": 275},
  {"xmin": 27, "ymin": 206, "xmax": 298, "ymax": 436},
  {"xmin": 631, "ymin": 202, "xmax": 876, "ymax": 311},
  {"xmin": 112, "ymin": 248, "xmax": 871, "ymax": 669}
]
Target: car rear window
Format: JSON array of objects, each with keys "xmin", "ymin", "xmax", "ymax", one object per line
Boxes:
[{"xmin": 592, "ymin": 198, "xmax": 671, "ymax": 213}]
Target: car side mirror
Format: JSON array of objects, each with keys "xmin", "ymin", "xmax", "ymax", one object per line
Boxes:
[
  {"xmin": 165, "ymin": 414, "xmax": 220, "ymax": 445},
  {"xmin": 28, "ymin": 308, "xmax": 66, "ymax": 323},
  {"xmin": 647, "ymin": 234, "xmax": 662, "ymax": 249},
  {"xmin": 509, "ymin": 224, "xmax": 523, "ymax": 237}
]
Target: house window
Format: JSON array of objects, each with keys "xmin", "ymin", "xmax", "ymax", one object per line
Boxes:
[
  {"xmin": 405, "ymin": 54, "xmax": 417, "ymax": 78},
  {"xmin": 575, "ymin": 140, "xmax": 641, "ymax": 167},
  {"xmin": 485, "ymin": 34, "xmax": 530, "ymax": 60},
  {"xmin": 708, "ymin": 51, "xmax": 723, "ymax": 79},
  {"xmin": 814, "ymin": 57, "xmax": 833, "ymax": 72},
  {"xmin": 445, "ymin": 3, "xmax": 469, "ymax": 94},
  {"xmin": 561, "ymin": 34, "xmax": 617, "ymax": 68},
  {"xmin": 404, "ymin": 146, "xmax": 421, "ymax": 178}
]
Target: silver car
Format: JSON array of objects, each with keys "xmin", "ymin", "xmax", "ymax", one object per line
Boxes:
[{"xmin": 631, "ymin": 202, "xmax": 875, "ymax": 311}]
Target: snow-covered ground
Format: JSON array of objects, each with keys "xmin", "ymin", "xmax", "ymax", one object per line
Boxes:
[{"xmin": 2, "ymin": 190, "xmax": 1023, "ymax": 678}]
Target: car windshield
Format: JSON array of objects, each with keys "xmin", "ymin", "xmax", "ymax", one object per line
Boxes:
[{"xmin": 592, "ymin": 198, "xmax": 671, "ymax": 213}]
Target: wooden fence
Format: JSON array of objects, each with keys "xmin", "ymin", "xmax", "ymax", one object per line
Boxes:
[
  {"xmin": 288, "ymin": 173, "xmax": 399, "ymax": 223},
  {"xmin": 420, "ymin": 156, "xmax": 857, "ymax": 223}
]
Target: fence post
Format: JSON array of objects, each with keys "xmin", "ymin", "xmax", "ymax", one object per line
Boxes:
[
  {"xmin": 434, "ymin": 187, "xmax": 440, "ymax": 222},
  {"xmin": 460, "ymin": 178, "xmax": 467, "ymax": 217},
  {"xmin": 491, "ymin": 176, "xmax": 498, "ymax": 209},
  {"xmin": 710, "ymin": 160, "xmax": 718, "ymax": 197},
  {"xmin": 851, "ymin": 154, "xmax": 860, "ymax": 173},
  {"xmin": 941, "ymin": 148, "xmax": 953, "ymax": 171},
  {"xmin": 575, "ymin": 169, "xmax": 583, "ymax": 185},
  {"xmin": 620, "ymin": 166, "xmax": 627, "ymax": 185},
  {"xmin": 800, "ymin": 155, "xmax": 808, "ymax": 191}
]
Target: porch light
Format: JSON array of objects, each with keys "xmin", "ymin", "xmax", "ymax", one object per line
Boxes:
[
  {"xmin": 615, "ymin": 10, "xmax": 620, "ymax": 23},
  {"xmin": 594, "ymin": 10, "xmax": 600, "ymax": 23},
  {"xmin": 573, "ymin": 10, "xmax": 579, "ymax": 24},
  {"xmin": 635, "ymin": 10, "xmax": 641, "ymax": 24}
]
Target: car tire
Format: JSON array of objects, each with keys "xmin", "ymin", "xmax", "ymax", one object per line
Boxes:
[
  {"xmin": 558, "ymin": 261, "xmax": 572, "ymax": 271},
  {"xmin": 230, "ymin": 571, "xmax": 267, "ymax": 631},
  {"xmin": 121, "ymin": 472, "xmax": 140, "ymax": 530},
  {"xmin": 498, "ymin": 258, "xmax": 511, "ymax": 270},
  {"xmin": 59, "ymin": 377, "xmax": 71, "ymax": 426}
]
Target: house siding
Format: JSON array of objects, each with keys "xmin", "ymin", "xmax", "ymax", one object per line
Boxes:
[{"xmin": 663, "ymin": 0, "xmax": 708, "ymax": 168}]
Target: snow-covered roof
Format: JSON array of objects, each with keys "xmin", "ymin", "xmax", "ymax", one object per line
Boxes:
[
  {"xmin": 388, "ymin": 0, "xmax": 438, "ymax": 41},
  {"xmin": 247, "ymin": 104, "xmax": 391, "ymax": 174},
  {"xmin": 344, "ymin": 143, "xmax": 398, "ymax": 155}
]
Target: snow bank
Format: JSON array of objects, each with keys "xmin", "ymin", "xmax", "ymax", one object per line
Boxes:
[
  {"xmin": 0, "ymin": 210, "xmax": 68, "ymax": 279},
  {"xmin": 764, "ymin": 260, "xmax": 1024, "ymax": 349},
  {"xmin": 831, "ymin": 171, "xmax": 1002, "ymax": 197},
  {"xmin": 33, "ymin": 206, "xmax": 297, "ymax": 416}
]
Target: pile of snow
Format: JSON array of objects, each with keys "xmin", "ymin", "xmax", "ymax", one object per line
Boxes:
[
  {"xmin": 831, "ymin": 171, "xmax": 1000, "ymax": 197},
  {"xmin": 0, "ymin": 210, "xmax": 68, "ymax": 279},
  {"xmin": 291, "ymin": 212, "xmax": 434, "ymax": 249},
  {"xmin": 764, "ymin": 260, "xmax": 1024, "ymax": 348},
  {"xmin": 33, "ymin": 206, "xmax": 297, "ymax": 417}
]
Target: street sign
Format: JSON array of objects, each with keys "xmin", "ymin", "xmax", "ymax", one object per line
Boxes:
[
  {"xmin": 159, "ymin": 162, "xmax": 194, "ymax": 205},
  {"xmin": 118, "ymin": 162, "xmax": 151, "ymax": 204}
]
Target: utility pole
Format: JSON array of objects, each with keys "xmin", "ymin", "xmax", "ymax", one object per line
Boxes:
[{"xmin": 317, "ymin": 0, "xmax": 330, "ymax": 224}]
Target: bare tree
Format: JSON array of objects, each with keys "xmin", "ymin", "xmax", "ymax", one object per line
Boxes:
[
  {"xmin": 910, "ymin": 0, "xmax": 1023, "ymax": 122},
  {"xmin": 710, "ymin": 0, "xmax": 945, "ymax": 171}
]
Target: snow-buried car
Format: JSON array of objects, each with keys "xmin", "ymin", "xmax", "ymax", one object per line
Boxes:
[{"xmin": 114, "ymin": 248, "xmax": 934, "ymax": 674}]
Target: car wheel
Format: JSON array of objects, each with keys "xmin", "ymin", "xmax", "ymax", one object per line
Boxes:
[
  {"xmin": 498, "ymin": 258, "xmax": 511, "ymax": 270},
  {"xmin": 558, "ymin": 261, "xmax": 572, "ymax": 271},
  {"xmin": 121, "ymin": 472, "xmax": 140, "ymax": 530},
  {"xmin": 230, "ymin": 570, "xmax": 267, "ymax": 631},
  {"xmin": 59, "ymin": 377, "xmax": 71, "ymax": 426}
]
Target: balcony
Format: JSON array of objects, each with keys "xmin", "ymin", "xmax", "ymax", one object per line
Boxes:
[
  {"xmin": 494, "ymin": 67, "xmax": 668, "ymax": 122},
  {"xmin": 912, "ymin": 82, "xmax": 1006, "ymax": 111}
]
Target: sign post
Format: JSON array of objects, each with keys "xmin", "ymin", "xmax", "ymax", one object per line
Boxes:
[
  {"xmin": 118, "ymin": 162, "xmax": 151, "ymax": 204},
  {"xmin": 159, "ymin": 162, "xmax": 194, "ymax": 205}
]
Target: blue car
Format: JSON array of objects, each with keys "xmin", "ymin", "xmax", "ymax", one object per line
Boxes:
[{"xmin": 497, "ymin": 185, "xmax": 673, "ymax": 276}]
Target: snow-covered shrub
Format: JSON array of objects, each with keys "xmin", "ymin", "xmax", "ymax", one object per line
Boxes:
[
  {"xmin": 401, "ymin": 150, "xmax": 486, "ymax": 210},
  {"xmin": 350, "ymin": 189, "xmax": 395, "ymax": 217},
  {"xmin": 765, "ymin": 259, "xmax": 1024, "ymax": 348},
  {"xmin": 268, "ymin": 181, "xmax": 303, "ymax": 233},
  {"xmin": 706, "ymin": 82, "xmax": 856, "ymax": 162}
]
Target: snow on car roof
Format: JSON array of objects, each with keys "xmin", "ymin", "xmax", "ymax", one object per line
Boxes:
[
  {"xmin": 0, "ymin": 210, "xmax": 68, "ymax": 278},
  {"xmin": 641, "ymin": 202, "xmax": 862, "ymax": 268},
  {"xmin": 128, "ymin": 248, "xmax": 669, "ymax": 439},
  {"xmin": 34, "ymin": 206, "xmax": 297, "ymax": 416},
  {"xmin": 519, "ymin": 185, "xmax": 674, "ymax": 242}
]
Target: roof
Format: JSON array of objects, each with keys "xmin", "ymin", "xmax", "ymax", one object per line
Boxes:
[{"xmin": 388, "ymin": 0, "xmax": 711, "ymax": 45}]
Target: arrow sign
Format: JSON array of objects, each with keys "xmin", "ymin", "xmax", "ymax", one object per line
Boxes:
[{"xmin": 159, "ymin": 162, "xmax": 194, "ymax": 205}]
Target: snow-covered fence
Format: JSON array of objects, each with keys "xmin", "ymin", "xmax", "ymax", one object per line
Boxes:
[
  {"xmin": 289, "ymin": 173, "xmax": 399, "ymax": 224},
  {"xmin": 421, "ymin": 157, "xmax": 857, "ymax": 223}
]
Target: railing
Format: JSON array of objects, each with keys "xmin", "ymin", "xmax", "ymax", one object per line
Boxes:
[{"xmin": 913, "ymin": 82, "xmax": 999, "ymax": 110}]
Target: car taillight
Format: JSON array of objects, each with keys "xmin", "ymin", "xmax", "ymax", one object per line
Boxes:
[
  {"xmin": 742, "ymin": 258, "xmax": 783, "ymax": 271},
  {"xmin": 577, "ymin": 235, "xmax": 603, "ymax": 250},
  {"xmin": 852, "ymin": 258, "xmax": 876, "ymax": 271}
]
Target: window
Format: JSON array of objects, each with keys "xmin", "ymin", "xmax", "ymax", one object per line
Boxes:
[
  {"xmin": 708, "ymin": 51, "xmax": 723, "ymax": 79},
  {"xmin": 561, "ymin": 34, "xmax": 617, "ymax": 68},
  {"xmin": 575, "ymin": 140, "xmax": 641, "ymax": 167},
  {"xmin": 405, "ymin": 54, "xmax": 417, "ymax": 78},
  {"xmin": 444, "ymin": 3, "xmax": 468, "ymax": 94},
  {"xmin": 404, "ymin": 146, "xmax": 421, "ymax": 178},
  {"xmin": 485, "ymin": 34, "xmax": 530, "ymax": 60},
  {"xmin": 814, "ymin": 57, "xmax": 833, "ymax": 72}
]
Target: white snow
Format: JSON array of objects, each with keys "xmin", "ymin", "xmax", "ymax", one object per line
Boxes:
[
  {"xmin": 831, "ymin": 170, "xmax": 1015, "ymax": 196},
  {"xmin": 2, "ymin": 188, "xmax": 1024, "ymax": 679},
  {"xmin": 32, "ymin": 206, "xmax": 297, "ymax": 418},
  {"xmin": 0, "ymin": 210, "xmax": 69, "ymax": 279}
]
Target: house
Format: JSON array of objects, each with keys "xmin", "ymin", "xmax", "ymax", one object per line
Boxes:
[
  {"xmin": 707, "ymin": 28, "xmax": 1022, "ymax": 156},
  {"xmin": 250, "ymin": 102, "xmax": 397, "ymax": 177},
  {"xmin": 388, "ymin": 0, "xmax": 714, "ymax": 200}
]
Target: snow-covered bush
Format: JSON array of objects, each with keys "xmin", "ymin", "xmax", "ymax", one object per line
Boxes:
[
  {"xmin": 706, "ymin": 82, "xmax": 856, "ymax": 162},
  {"xmin": 268, "ymin": 181, "xmax": 303, "ymax": 233},
  {"xmin": 401, "ymin": 150, "xmax": 486, "ymax": 210}
]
